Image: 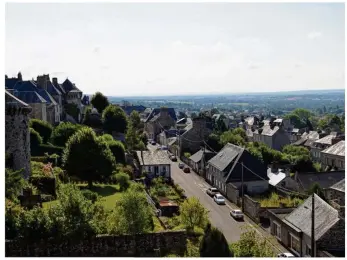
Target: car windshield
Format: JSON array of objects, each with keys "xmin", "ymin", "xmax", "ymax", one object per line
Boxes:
[
  {"xmin": 211, "ymin": 188, "xmax": 218, "ymax": 192},
  {"xmin": 216, "ymin": 195, "xmax": 224, "ymax": 199}
]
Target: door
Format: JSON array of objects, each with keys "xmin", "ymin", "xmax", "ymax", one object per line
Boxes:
[{"xmin": 154, "ymin": 166, "xmax": 159, "ymax": 176}]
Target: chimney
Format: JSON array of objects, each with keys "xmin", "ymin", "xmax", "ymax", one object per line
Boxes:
[
  {"xmin": 332, "ymin": 137, "xmax": 342, "ymax": 145},
  {"xmin": 37, "ymin": 74, "xmax": 49, "ymax": 91},
  {"xmin": 271, "ymin": 163, "xmax": 278, "ymax": 173},
  {"xmin": 17, "ymin": 72, "xmax": 22, "ymax": 81},
  {"xmin": 5, "ymin": 75, "xmax": 8, "ymax": 79},
  {"xmin": 52, "ymin": 77, "xmax": 58, "ymax": 86}
]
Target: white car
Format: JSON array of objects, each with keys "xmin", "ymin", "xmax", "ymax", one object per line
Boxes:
[
  {"xmin": 213, "ymin": 194, "xmax": 225, "ymax": 205},
  {"xmin": 230, "ymin": 209, "xmax": 244, "ymax": 220},
  {"xmin": 277, "ymin": 253, "xmax": 295, "ymax": 258}
]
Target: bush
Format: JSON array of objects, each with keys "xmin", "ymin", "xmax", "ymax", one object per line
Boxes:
[
  {"xmin": 81, "ymin": 189, "xmax": 99, "ymax": 203},
  {"xmin": 41, "ymin": 194, "xmax": 55, "ymax": 202},
  {"xmin": 108, "ymin": 140, "xmax": 126, "ymax": 164},
  {"xmin": 30, "ymin": 176, "xmax": 56, "ymax": 196},
  {"xmin": 199, "ymin": 224, "xmax": 232, "ymax": 257},
  {"xmin": 115, "ymin": 172, "xmax": 130, "ymax": 191},
  {"xmin": 29, "ymin": 119, "xmax": 53, "ymax": 143},
  {"xmin": 6, "ymin": 168, "xmax": 26, "ymax": 202},
  {"xmin": 30, "ymin": 128, "xmax": 43, "ymax": 150},
  {"xmin": 31, "ymin": 156, "xmax": 48, "ymax": 163},
  {"xmin": 51, "ymin": 122, "xmax": 83, "ymax": 147}
]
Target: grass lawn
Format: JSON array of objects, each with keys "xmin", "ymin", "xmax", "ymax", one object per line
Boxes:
[{"xmin": 43, "ymin": 183, "xmax": 124, "ymax": 210}]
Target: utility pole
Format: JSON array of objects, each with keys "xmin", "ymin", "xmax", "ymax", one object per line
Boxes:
[
  {"xmin": 311, "ymin": 194, "xmax": 315, "ymax": 257},
  {"xmin": 241, "ymin": 162, "xmax": 244, "ymax": 212}
]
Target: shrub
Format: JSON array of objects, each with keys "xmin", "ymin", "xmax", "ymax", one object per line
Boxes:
[
  {"xmin": 115, "ymin": 172, "xmax": 130, "ymax": 191},
  {"xmin": 51, "ymin": 122, "xmax": 83, "ymax": 147},
  {"xmin": 31, "ymin": 156, "xmax": 48, "ymax": 163},
  {"xmin": 30, "ymin": 176, "xmax": 56, "ymax": 196},
  {"xmin": 41, "ymin": 194, "xmax": 55, "ymax": 202},
  {"xmin": 6, "ymin": 168, "xmax": 26, "ymax": 202},
  {"xmin": 108, "ymin": 140, "xmax": 126, "ymax": 164},
  {"xmin": 30, "ymin": 128, "xmax": 43, "ymax": 151},
  {"xmin": 5, "ymin": 199, "xmax": 24, "ymax": 239},
  {"xmin": 98, "ymin": 134, "xmax": 114, "ymax": 143},
  {"xmin": 81, "ymin": 189, "xmax": 99, "ymax": 203},
  {"xmin": 199, "ymin": 224, "xmax": 232, "ymax": 257},
  {"xmin": 29, "ymin": 119, "xmax": 53, "ymax": 143},
  {"xmin": 184, "ymin": 152, "xmax": 191, "ymax": 158}
]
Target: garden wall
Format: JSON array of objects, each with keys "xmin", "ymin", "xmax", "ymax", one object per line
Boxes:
[
  {"xmin": 243, "ymin": 195, "xmax": 261, "ymax": 223},
  {"xmin": 226, "ymin": 183, "xmax": 240, "ymax": 206},
  {"xmin": 6, "ymin": 230, "xmax": 187, "ymax": 257}
]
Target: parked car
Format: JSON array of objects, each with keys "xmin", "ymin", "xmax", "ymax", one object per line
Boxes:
[
  {"xmin": 170, "ymin": 156, "xmax": 177, "ymax": 162},
  {"xmin": 213, "ymin": 194, "xmax": 225, "ymax": 205},
  {"xmin": 277, "ymin": 253, "xmax": 295, "ymax": 258},
  {"xmin": 206, "ymin": 187, "xmax": 219, "ymax": 197},
  {"xmin": 161, "ymin": 145, "xmax": 168, "ymax": 150},
  {"xmin": 183, "ymin": 167, "xmax": 190, "ymax": 173},
  {"xmin": 230, "ymin": 209, "xmax": 244, "ymax": 220},
  {"xmin": 151, "ymin": 140, "xmax": 156, "ymax": 145},
  {"xmin": 178, "ymin": 163, "xmax": 185, "ymax": 169}
]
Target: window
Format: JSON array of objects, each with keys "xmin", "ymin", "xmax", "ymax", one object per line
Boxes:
[
  {"xmin": 289, "ymin": 233, "xmax": 300, "ymax": 255},
  {"xmin": 273, "ymin": 222, "xmax": 281, "ymax": 240},
  {"xmin": 305, "ymin": 245, "xmax": 311, "ymax": 257}
]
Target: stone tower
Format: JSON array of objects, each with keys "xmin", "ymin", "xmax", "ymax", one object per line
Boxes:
[{"xmin": 5, "ymin": 90, "xmax": 32, "ymax": 179}]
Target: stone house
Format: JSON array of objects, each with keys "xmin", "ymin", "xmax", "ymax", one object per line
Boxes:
[
  {"xmin": 13, "ymin": 90, "xmax": 47, "ymax": 122},
  {"xmin": 136, "ymin": 150, "xmax": 171, "ymax": 179},
  {"xmin": 320, "ymin": 140, "xmax": 345, "ymax": 171},
  {"xmin": 292, "ymin": 131, "xmax": 327, "ymax": 150},
  {"xmin": 268, "ymin": 194, "xmax": 345, "ymax": 257},
  {"xmin": 61, "ymin": 78, "xmax": 83, "ymax": 122},
  {"xmin": 5, "ymin": 90, "xmax": 32, "ymax": 179},
  {"xmin": 188, "ymin": 148, "xmax": 215, "ymax": 176},
  {"xmin": 144, "ymin": 107, "xmax": 177, "ymax": 141},
  {"xmin": 179, "ymin": 117, "xmax": 212, "ymax": 156},
  {"xmin": 310, "ymin": 133, "xmax": 343, "ymax": 163},
  {"xmin": 323, "ymin": 179, "xmax": 345, "ymax": 206},
  {"xmin": 206, "ymin": 143, "xmax": 269, "ymax": 195},
  {"xmin": 253, "ymin": 125, "xmax": 291, "ymax": 151},
  {"xmin": 241, "ymin": 116, "xmax": 260, "ymax": 130}
]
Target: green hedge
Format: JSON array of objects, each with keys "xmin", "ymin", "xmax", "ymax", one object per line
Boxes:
[
  {"xmin": 30, "ymin": 176, "xmax": 57, "ymax": 197},
  {"xmin": 31, "ymin": 156, "xmax": 48, "ymax": 163},
  {"xmin": 31, "ymin": 144, "xmax": 64, "ymax": 166}
]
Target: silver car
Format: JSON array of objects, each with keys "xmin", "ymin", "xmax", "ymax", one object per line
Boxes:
[
  {"xmin": 230, "ymin": 209, "xmax": 244, "ymax": 220},
  {"xmin": 213, "ymin": 194, "xmax": 225, "ymax": 205}
]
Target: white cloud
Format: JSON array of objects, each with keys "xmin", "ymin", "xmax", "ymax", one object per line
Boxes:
[{"xmin": 307, "ymin": 31, "xmax": 322, "ymax": 39}]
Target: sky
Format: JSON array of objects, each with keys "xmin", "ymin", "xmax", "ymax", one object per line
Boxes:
[{"xmin": 5, "ymin": 2, "xmax": 345, "ymax": 96}]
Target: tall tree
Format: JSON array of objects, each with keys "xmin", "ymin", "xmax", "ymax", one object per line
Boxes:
[
  {"xmin": 129, "ymin": 111, "xmax": 141, "ymax": 130},
  {"xmin": 62, "ymin": 127, "xmax": 116, "ymax": 187},
  {"xmin": 90, "ymin": 92, "xmax": 109, "ymax": 114},
  {"xmin": 180, "ymin": 197, "xmax": 208, "ymax": 231},
  {"xmin": 102, "ymin": 105, "xmax": 128, "ymax": 134},
  {"xmin": 51, "ymin": 122, "xmax": 83, "ymax": 147},
  {"xmin": 200, "ymin": 224, "xmax": 232, "ymax": 257}
]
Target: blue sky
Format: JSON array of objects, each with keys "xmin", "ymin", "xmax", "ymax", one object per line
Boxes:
[{"xmin": 5, "ymin": 3, "xmax": 345, "ymax": 96}]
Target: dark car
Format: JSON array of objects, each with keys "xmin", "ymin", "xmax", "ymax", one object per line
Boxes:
[
  {"xmin": 170, "ymin": 155, "xmax": 177, "ymax": 162},
  {"xmin": 178, "ymin": 163, "xmax": 185, "ymax": 169},
  {"xmin": 183, "ymin": 167, "xmax": 190, "ymax": 173},
  {"xmin": 151, "ymin": 141, "xmax": 156, "ymax": 145}
]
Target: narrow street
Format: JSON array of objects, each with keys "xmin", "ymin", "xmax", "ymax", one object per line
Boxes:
[{"xmin": 148, "ymin": 144, "xmax": 287, "ymax": 253}]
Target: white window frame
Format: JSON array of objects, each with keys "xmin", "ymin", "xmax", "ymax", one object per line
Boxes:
[
  {"xmin": 289, "ymin": 233, "xmax": 300, "ymax": 256},
  {"xmin": 273, "ymin": 221, "xmax": 281, "ymax": 241}
]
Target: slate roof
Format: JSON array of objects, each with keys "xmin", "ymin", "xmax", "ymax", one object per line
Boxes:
[
  {"xmin": 14, "ymin": 91, "xmax": 47, "ymax": 104},
  {"xmin": 46, "ymin": 80, "xmax": 62, "ymax": 96},
  {"xmin": 329, "ymin": 179, "xmax": 345, "ymax": 193},
  {"xmin": 37, "ymin": 89, "xmax": 58, "ymax": 105},
  {"xmin": 297, "ymin": 171, "xmax": 345, "ymax": 191},
  {"xmin": 5, "ymin": 78, "xmax": 19, "ymax": 89},
  {"xmin": 284, "ymin": 194, "xmax": 340, "ymax": 240},
  {"xmin": 176, "ymin": 117, "xmax": 187, "ymax": 124},
  {"xmin": 13, "ymin": 80, "xmax": 37, "ymax": 91},
  {"xmin": 321, "ymin": 141, "xmax": 345, "ymax": 157},
  {"xmin": 314, "ymin": 135, "xmax": 336, "ymax": 145},
  {"xmin": 136, "ymin": 150, "xmax": 171, "ymax": 165},
  {"xmin": 5, "ymin": 90, "xmax": 31, "ymax": 108},
  {"xmin": 120, "ymin": 105, "xmax": 146, "ymax": 115},
  {"xmin": 62, "ymin": 79, "xmax": 82, "ymax": 93},
  {"xmin": 189, "ymin": 148, "xmax": 214, "ymax": 163},
  {"xmin": 208, "ymin": 143, "xmax": 244, "ymax": 172},
  {"xmin": 145, "ymin": 108, "xmax": 177, "ymax": 122},
  {"xmin": 257, "ymin": 125, "xmax": 280, "ymax": 136}
]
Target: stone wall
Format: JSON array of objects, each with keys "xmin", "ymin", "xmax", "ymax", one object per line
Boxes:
[
  {"xmin": 324, "ymin": 188, "xmax": 345, "ymax": 206},
  {"xmin": 226, "ymin": 183, "xmax": 240, "ymax": 206},
  {"xmin": 5, "ymin": 109, "xmax": 31, "ymax": 179},
  {"xmin": 6, "ymin": 230, "xmax": 188, "ymax": 257},
  {"xmin": 29, "ymin": 103, "xmax": 46, "ymax": 121},
  {"xmin": 243, "ymin": 195, "xmax": 261, "ymax": 222}
]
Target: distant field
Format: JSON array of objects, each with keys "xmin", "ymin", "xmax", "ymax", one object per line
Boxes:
[{"xmin": 230, "ymin": 102, "xmax": 249, "ymax": 106}]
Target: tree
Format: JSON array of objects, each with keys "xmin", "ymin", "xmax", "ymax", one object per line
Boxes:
[
  {"xmin": 282, "ymin": 145, "xmax": 310, "ymax": 157},
  {"xmin": 220, "ymin": 130, "xmax": 246, "ymax": 147},
  {"xmin": 64, "ymin": 103, "xmax": 80, "ymax": 122},
  {"xmin": 107, "ymin": 190, "xmax": 153, "ymax": 235},
  {"xmin": 308, "ymin": 183, "xmax": 326, "ymax": 201},
  {"xmin": 115, "ymin": 172, "xmax": 130, "ymax": 191},
  {"xmin": 129, "ymin": 111, "xmax": 141, "ymax": 130},
  {"xmin": 29, "ymin": 119, "xmax": 53, "ymax": 143},
  {"xmin": 180, "ymin": 197, "xmax": 208, "ymax": 231},
  {"xmin": 5, "ymin": 168, "xmax": 26, "ymax": 202},
  {"xmin": 102, "ymin": 105, "xmax": 128, "ymax": 134},
  {"xmin": 82, "ymin": 107, "xmax": 102, "ymax": 128},
  {"xmin": 214, "ymin": 117, "xmax": 227, "ymax": 133},
  {"xmin": 51, "ymin": 122, "xmax": 83, "ymax": 147},
  {"xmin": 284, "ymin": 113, "xmax": 305, "ymax": 128},
  {"xmin": 90, "ymin": 92, "xmax": 109, "ymax": 114},
  {"xmin": 230, "ymin": 228, "xmax": 275, "ymax": 257},
  {"xmin": 206, "ymin": 133, "xmax": 223, "ymax": 152},
  {"xmin": 62, "ymin": 127, "xmax": 116, "ymax": 187},
  {"xmin": 108, "ymin": 140, "xmax": 126, "ymax": 164},
  {"xmin": 200, "ymin": 223, "xmax": 232, "ymax": 257},
  {"xmin": 232, "ymin": 128, "xmax": 247, "ymax": 140}
]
